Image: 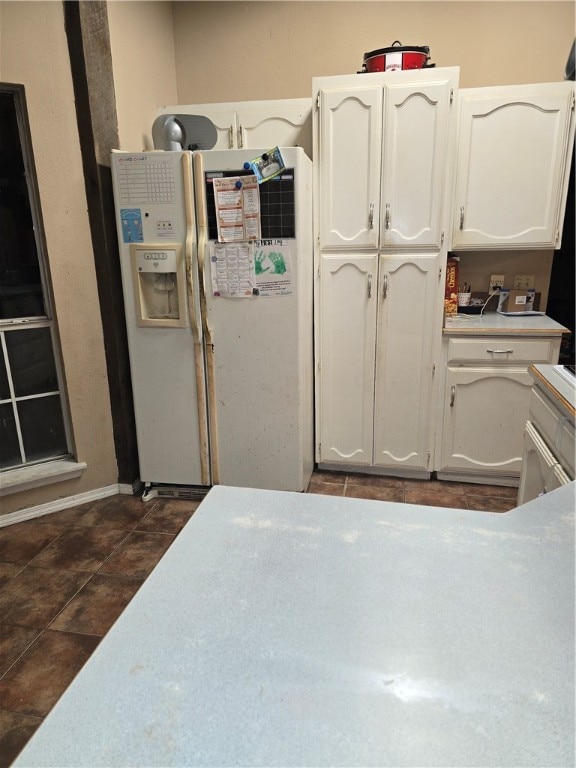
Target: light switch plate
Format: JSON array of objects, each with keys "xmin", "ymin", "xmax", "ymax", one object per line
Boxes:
[{"xmin": 514, "ymin": 274, "xmax": 535, "ymax": 289}]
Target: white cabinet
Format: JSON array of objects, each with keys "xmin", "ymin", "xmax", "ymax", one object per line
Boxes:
[
  {"xmin": 440, "ymin": 366, "xmax": 533, "ymax": 477},
  {"xmin": 156, "ymin": 98, "xmax": 312, "ymax": 156},
  {"xmin": 518, "ymin": 422, "xmax": 570, "ymax": 504},
  {"xmin": 318, "ymin": 87, "xmax": 382, "ymax": 249},
  {"xmin": 452, "ymin": 82, "xmax": 575, "ymax": 250},
  {"xmin": 373, "ymin": 253, "xmax": 439, "ymax": 470},
  {"xmin": 436, "ymin": 335, "xmax": 562, "ymax": 485},
  {"xmin": 380, "ymin": 81, "xmax": 453, "ymax": 249},
  {"xmin": 318, "ymin": 254, "xmax": 378, "ymax": 465},
  {"xmin": 317, "ymin": 70, "xmax": 457, "ymax": 251},
  {"xmin": 314, "ymin": 69, "xmax": 458, "ymax": 478},
  {"xmin": 318, "ymin": 252, "xmax": 440, "ymax": 473},
  {"xmin": 517, "ymin": 367, "xmax": 575, "ymax": 505}
]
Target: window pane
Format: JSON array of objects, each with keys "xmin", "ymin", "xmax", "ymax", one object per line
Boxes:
[
  {"xmin": 0, "ymin": 91, "xmax": 45, "ymax": 319},
  {"xmin": 0, "ymin": 350, "xmax": 10, "ymax": 399},
  {"xmin": 5, "ymin": 327, "xmax": 59, "ymax": 397},
  {"xmin": 0, "ymin": 402, "xmax": 21, "ymax": 468},
  {"xmin": 18, "ymin": 395, "xmax": 67, "ymax": 462}
]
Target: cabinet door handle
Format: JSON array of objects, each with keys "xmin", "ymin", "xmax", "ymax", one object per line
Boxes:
[
  {"xmin": 228, "ymin": 125, "xmax": 234, "ymax": 148},
  {"xmin": 238, "ymin": 125, "xmax": 244, "ymax": 148},
  {"xmin": 367, "ymin": 273, "xmax": 373, "ymax": 299},
  {"xmin": 486, "ymin": 349, "xmax": 514, "ymax": 354},
  {"xmin": 459, "ymin": 206, "xmax": 465, "ymax": 230},
  {"xmin": 368, "ymin": 203, "xmax": 374, "ymax": 230},
  {"xmin": 382, "ymin": 273, "xmax": 388, "ymax": 299},
  {"xmin": 385, "ymin": 203, "xmax": 391, "ymax": 230},
  {"xmin": 450, "ymin": 385, "xmax": 456, "ymax": 407}
]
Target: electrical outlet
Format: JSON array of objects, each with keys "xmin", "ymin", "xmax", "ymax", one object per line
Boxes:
[
  {"xmin": 513, "ymin": 274, "xmax": 535, "ymax": 289},
  {"xmin": 489, "ymin": 274, "xmax": 505, "ymax": 294}
]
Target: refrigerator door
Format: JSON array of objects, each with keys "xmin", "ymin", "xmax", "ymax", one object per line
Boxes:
[
  {"xmin": 111, "ymin": 151, "xmax": 210, "ymax": 487},
  {"xmin": 194, "ymin": 148, "xmax": 314, "ymax": 492}
]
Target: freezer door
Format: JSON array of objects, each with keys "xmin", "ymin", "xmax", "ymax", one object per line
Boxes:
[{"xmin": 111, "ymin": 151, "xmax": 210, "ymax": 486}]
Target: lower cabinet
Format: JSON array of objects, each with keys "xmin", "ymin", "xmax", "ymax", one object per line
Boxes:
[
  {"xmin": 317, "ymin": 252, "xmax": 440, "ymax": 474},
  {"xmin": 518, "ymin": 421, "xmax": 571, "ymax": 503},
  {"xmin": 318, "ymin": 254, "xmax": 377, "ymax": 466},
  {"xmin": 372, "ymin": 255, "xmax": 439, "ymax": 471},
  {"xmin": 438, "ymin": 367, "xmax": 533, "ymax": 478},
  {"xmin": 517, "ymin": 371, "xmax": 575, "ymax": 504},
  {"xmin": 436, "ymin": 335, "xmax": 561, "ymax": 485}
]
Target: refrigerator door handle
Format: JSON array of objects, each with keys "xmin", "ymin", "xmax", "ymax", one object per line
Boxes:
[
  {"xmin": 182, "ymin": 154, "xmax": 203, "ymax": 343},
  {"xmin": 192, "ymin": 156, "xmax": 214, "ymax": 340},
  {"xmin": 184, "ymin": 153, "xmax": 211, "ymax": 486}
]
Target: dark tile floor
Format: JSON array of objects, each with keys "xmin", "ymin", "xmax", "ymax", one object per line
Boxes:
[
  {"xmin": 0, "ymin": 472, "xmax": 518, "ymax": 765},
  {"xmin": 308, "ymin": 470, "xmax": 519, "ymax": 513}
]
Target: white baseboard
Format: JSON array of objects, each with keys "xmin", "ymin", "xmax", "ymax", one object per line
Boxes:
[{"xmin": 0, "ymin": 484, "xmax": 135, "ymax": 527}]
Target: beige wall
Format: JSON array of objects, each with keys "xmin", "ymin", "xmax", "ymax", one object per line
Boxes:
[
  {"xmin": 108, "ymin": 1, "xmax": 178, "ymax": 150},
  {"xmin": 0, "ymin": 1, "xmax": 572, "ymax": 516},
  {"xmin": 172, "ymin": 2, "xmax": 574, "ymax": 103},
  {"xmin": 0, "ymin": 1, "xmax": 118, "ymax": 515}
]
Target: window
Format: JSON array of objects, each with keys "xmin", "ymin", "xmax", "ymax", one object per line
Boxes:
[{"xmin": 0, "ymin": 84, "xmax": 71, "ymax": 471}]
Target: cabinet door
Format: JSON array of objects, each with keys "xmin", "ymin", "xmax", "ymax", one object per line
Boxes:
[
  {"xmin": 440, "ymin": 367, "xmax": 533, "ymax": 475},
  {"xmin": 517, "ymin": 421, "xmax": 570, "ymax": 505},
  {"xmin": 318, "ymin": 254, "xmax": 378, "ymax": 465},
  {"xmin": 319, "ymin": 88, "xmax": 382, "ymax": 249},
  {"xmin": 381, "ymin": 81, "xmax": 452, "ymax": 249},
  {"xmin": 373, "ymin": 254, "xmax": 439, "ymax": 470},
  {"xmin": 453, "ymin": 85, "xmax": 574, "ymax": 249},
  {"xmin": 236, "ymin": 103, "xmax": 312, "ymax": 158}
]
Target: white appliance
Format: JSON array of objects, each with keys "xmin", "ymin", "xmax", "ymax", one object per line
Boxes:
[
  {"xmin": 517, "ymin": 364, "xmax": 575, "ymax": 504},
  {"xmin": 111, "ymin": 148, "xmax": 313, "ymax": 495}
]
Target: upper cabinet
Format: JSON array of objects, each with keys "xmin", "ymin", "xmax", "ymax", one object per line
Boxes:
[
  {"xmin": 318, "ymin": 87, "xmax": 383, "ymax": 249},
  {"xmin": 380, "ymin": 81, "xmax": 453, "ymax": 249},
  {"xmin": 452, "ymin": 83, "xmax": 575, "ymax": 250},
  {"xmin": 155, "ymin": 98, "xmax": 313, "ymax": 157},
  {"xmin": 316, "ymin": 69, "xmax": 458, "ymax": 251}
]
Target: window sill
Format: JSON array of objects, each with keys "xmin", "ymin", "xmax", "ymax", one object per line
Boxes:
[{"xmin": 0, "ymin": 459, "xmax": 87, "ymax": 497}]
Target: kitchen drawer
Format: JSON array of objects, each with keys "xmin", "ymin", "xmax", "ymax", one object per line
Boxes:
[
  {"xmin": 447, "ymin": 337, "xmax": 554, "ymax": 365},
  {"xmin": 558, "ymin": 420, "xmax": 575, "ymax": 479},
  {"xmin": 529, "ymin": 387, "xmax": 563, "ymax": 455}
]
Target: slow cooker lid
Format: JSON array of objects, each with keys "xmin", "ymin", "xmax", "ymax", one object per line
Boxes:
[{"xmin": 363, "ymin": 43, "xmax": 430, "ymax": 60}]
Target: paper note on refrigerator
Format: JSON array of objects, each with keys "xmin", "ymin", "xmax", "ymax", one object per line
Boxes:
[
  {"xmin": 253, "ymin": 241, "xmax": 293, "ymax": 297},
  {"xmin": 213, "ymin": 175, "xmax": 261, "ymax": 242},
  {"xmin": 210, "ymin": 243, "xmax": 256, "ymax": 297}
]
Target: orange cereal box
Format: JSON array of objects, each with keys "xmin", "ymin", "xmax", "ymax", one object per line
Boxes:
[{"xmin": 444, "ymin": 256, "xmax": 459, "ymax": 316}]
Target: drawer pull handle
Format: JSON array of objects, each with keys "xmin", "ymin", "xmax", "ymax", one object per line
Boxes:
[
  {"xmin": 487, "ymin": 349, "xmax": 514, "ymax": 354},
  {"xmin": 367, "ymin": 273, "xmax": 372, "ymax": 299},
  {"xmin": 450, "ymin": 385, "xmax": 456, "ymax": 407}
]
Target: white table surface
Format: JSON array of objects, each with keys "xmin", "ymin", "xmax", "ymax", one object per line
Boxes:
[{"xmin": 14, "ymin": 483, "xmax": 576, "ymax": 767}]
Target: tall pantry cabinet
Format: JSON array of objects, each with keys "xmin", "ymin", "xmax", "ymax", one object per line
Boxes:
[{"xmin": 313, "ymin": 68, "xmax": 459, "ymax": 476}]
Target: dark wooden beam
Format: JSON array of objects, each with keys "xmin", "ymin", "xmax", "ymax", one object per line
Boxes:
[{"xmin": 63, "ymin": 0, "xmax": 140, "ymax": 487}]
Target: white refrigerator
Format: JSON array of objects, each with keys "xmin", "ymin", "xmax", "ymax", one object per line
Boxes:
[{"xmin": 111, "ymin": 148, "xmax": 313, "ymax": 495}]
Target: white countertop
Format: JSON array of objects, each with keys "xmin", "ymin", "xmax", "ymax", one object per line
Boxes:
[
  {"xmin": 15, "ymin": 483, "xmax": 576, "ymax": 767},
  {"xmin": 444, "ymin": 311, "xmax": 568, "ymax": 335}
]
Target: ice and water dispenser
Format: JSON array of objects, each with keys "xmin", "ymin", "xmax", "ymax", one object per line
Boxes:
[{"xmin": 130, "ymin": 243, "xmax": 188, "ymax": 328}]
